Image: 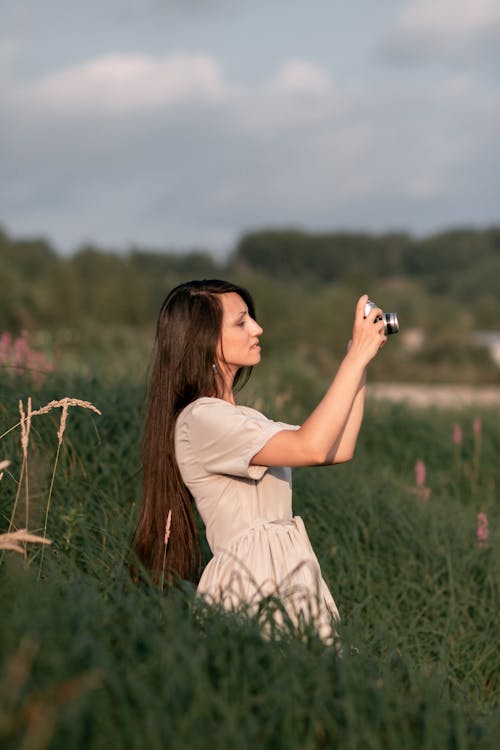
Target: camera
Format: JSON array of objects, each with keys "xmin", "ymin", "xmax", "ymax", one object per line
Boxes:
[{"xmin": 364, "ymin": 300, "xmax": 399, "ymax": 335}]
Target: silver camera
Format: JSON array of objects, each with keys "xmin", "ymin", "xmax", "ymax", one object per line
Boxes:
[{"xmin": 364, "ymin": 300, "xmax": 399, "ymax": 335}]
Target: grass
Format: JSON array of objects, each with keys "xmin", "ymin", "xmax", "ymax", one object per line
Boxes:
[{"xmin": 0, "ymin": 367, "xmax": 499, "ymax": 749}]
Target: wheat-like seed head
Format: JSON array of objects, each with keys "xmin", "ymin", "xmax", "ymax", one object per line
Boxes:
[
  {"xmin": 19, "ymin": 397, "xmax": 32, "ymax": 457},
  {"xmin": 57, "ymin": 403, "xmax": 69, "ymax": 445},
  {"xmin": 164, "ymin": 509, "xmax": 172, "ymax": 546},
  {"xmin": 0, "ymin": 529, "xmax": 52, "ymax": 554},
  {"xmin": 30, "ymin": 397, "xmax": 102, "ymax": 445},
  {"xmin": 31, "ymin": 397, "xmax": 101, "ymax": 417},
  {"xmin": 0, "ymin": 459, "xmax": 10, "ymax": 480}
]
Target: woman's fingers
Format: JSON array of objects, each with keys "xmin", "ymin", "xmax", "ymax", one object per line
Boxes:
[
  {"xmin": 349, "ymin": 295, "xmax": 388, "ymax": 363},
  {"xmin": 355, "ymin": 295, "xmax": 383, "ymax": 324},
  {"xmin": 365, "ymin": 305, "xmax": 384, "ymax": 324},
  {"xmin": 356, "ymin": 294, "xmax": 369, "ymax": 315}
]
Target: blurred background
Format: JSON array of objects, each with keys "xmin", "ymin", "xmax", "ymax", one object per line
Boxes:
[{"xmin": 1, "ymin": 0, "xmax": 499, "ymax": 389}]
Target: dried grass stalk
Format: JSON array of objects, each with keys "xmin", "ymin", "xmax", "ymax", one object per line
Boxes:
[
  {"xmin": 19, "ymin": 396, "xmax": 32, "ymax": 456},
  {"xmin": 18, "ymin": 397, "xmax": 33, "ymax": 534},
  {"xmin": 0, "ymin": 458, "xmax": 10, "ymax": 481},
  {"xmin": 37, "ymin": 397, "xmax": 101, "ymax": 577},
  {"xmin": 160, "ymin": 510, "xmax": 173, "ymax": 589},
  {"xmin": 164, "ymin": 509, "xmax": 172, "ymax": 546},
  {"xmin": 0, "ymin": 395, "xmax": 101, "ymax": 572},
  {"xmin": 32, "ymin": 398, "xmax": 100, "ymax": 446},
  {"xmin": 0, "ymin": 529, "xmax": 52, "ymax": 554},
  {"xmin": 31, "ymin": 397, "xmax": 101, "ymax": 418}
]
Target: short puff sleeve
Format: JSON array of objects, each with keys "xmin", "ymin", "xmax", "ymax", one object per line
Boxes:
[{"xmin": 175, "ymin": 398, "xmax": 298, "ymax": 480}]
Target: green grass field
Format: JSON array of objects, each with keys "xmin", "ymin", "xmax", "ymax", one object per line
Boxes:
[{"xmin": 0, "ymin": 363, "xmax": 499, "ymax": 749}]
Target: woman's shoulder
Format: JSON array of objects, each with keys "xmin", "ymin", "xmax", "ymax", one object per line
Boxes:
[{"xmin": 177, "ymin": 397, "xmax": 267, "ymax": 426}]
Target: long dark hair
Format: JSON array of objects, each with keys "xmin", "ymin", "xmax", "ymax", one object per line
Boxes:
[{"xmin": 133, "ymin": 279, "xmax": 256, "ymax": 584}]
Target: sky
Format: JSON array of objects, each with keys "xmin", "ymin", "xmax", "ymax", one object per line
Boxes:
[{"xmin": 1, "ymin": 0, "xmax": 499, "ymax": 256}]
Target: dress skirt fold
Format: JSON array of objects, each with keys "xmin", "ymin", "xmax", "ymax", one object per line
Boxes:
[{"xmin": 198, "ymin": 516, "xmax": 339, "ymax": 642}]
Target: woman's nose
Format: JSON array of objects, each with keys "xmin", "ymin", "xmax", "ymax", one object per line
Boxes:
[{"xmin": 252, "ymin": 319, "xmax": 263, "ymax": 335}]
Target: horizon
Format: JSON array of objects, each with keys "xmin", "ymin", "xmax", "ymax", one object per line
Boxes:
[{"xmin": 3, "ymin": 220, "xmax": 500, "ymax": 260}]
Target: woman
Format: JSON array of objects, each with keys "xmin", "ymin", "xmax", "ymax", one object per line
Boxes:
[{"xmin": 134, "ymin": 279, "xmax": 386, "ymax": 642}]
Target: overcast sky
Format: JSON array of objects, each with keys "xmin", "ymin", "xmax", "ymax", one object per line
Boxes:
[{"xmin": 1, "ymin": 0, "xmax": 499, "ymax": 256}]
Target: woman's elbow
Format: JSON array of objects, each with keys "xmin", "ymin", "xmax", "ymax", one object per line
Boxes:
[
  {"xmin": 309, "ymin": 448, "xmax": 354, "ymax": 466},
  {"xmin": 298, "ymin": 438, "xmax": 355, "ymax": 466},
  {"xmin": 331, "ymin": 448, "xmax": 355, "ymax": 465}
]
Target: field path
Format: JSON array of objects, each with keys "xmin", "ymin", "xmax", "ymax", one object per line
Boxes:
[{"xmin": 369, "ymin": 383, "xmax": 500, "ymax": 408}]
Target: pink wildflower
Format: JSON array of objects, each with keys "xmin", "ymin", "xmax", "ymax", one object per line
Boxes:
[
  {"xmin": 14, "ymin": 333, "xmax": 29, "ymax": 375},
  {"xmin": 415, "ymin": 459, "xmax": 426, "ymax": 487},
  {"xmin": 0, "ymin": 330, "xmax": 53, "ymax": 385},
  {"xmin": 412, "ymin": 460, "xmax": 431, "ymax": 502},
  {"xmin": 452, "ymin": 423, "xmax": 463, "ymax": 446},
  {"xmin": 473, "ymin": 417, "xmax": 482, "ymax": 439},
  {"xmin": 476, "ymin": 512, "xmax": 489, "ymax": 548},
  {"xmin": 0, "ymin": 332, "xmax": 12, "ymax": 357}
]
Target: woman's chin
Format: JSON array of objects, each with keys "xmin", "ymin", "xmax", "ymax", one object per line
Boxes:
[{"xmin": 241, "ymin": 356, "xmax": 261, "ymax": 368}]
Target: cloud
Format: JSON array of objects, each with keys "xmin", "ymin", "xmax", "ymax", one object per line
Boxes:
[
  {"xmin": 1, "ymin": 50, "xmax": 499, "ymax": 253},
  {"xmin": 28, "ymin": 53, "xmax": 226, "ymax": 115},
  {"xmin": 380, "ymin": 0, "xmax": 500, "ymax": 65},
  {"xmin": 10, "ymin": 52, "xmax": 333, "ymax": 118},
  {"xmin": 269, "ymin": 60, "xmax": 332, "ymax": 94}
]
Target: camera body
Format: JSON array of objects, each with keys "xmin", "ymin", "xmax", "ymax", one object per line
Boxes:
[{"xmin": 364, "ymin": 300, "xmax": 399, "ymax": 335}]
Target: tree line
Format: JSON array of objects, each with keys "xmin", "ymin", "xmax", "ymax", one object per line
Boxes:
[
  {"xmin": 1, "ymin": 224, "xmax": 499, "ymax": 331},
  {"xmin": 0, "ymin": 228, "xmax": 500, "ymax": 330},
  {"xmin": 2, "ymin": 223, "xmax": 500, "ymax": 383}
]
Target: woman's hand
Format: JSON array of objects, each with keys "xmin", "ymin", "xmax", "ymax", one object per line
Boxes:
[{"xmin": 346, "ymin": 294, "xmax": 386, "ymax": 368}]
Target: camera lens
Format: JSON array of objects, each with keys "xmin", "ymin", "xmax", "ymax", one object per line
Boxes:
[{"xmin": 383, "ymin": 312, "xmax": 399, "ymax": 335}]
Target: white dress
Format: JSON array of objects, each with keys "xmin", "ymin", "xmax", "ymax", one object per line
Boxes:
[{"xmin": 175, "ymin": 397, "xmax": 340, "ymax": 642}]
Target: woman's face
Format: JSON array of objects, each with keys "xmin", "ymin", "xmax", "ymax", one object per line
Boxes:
[{"xmin": 217, "ymin": 292, "xmax": 263, "ymax": 375}]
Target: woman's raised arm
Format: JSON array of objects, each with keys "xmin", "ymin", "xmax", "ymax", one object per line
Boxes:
[{"xmin": 251, "ymin": 295, "xmax": 385, "ymax": 468}]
